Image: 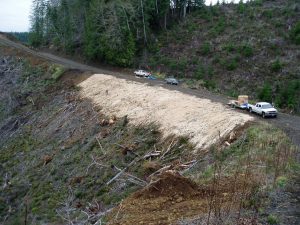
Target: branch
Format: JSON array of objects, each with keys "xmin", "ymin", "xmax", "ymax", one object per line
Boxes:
[
  {"xmin": 96, "ymin": 137, "xmax": 105, "ymax": 155},
  {"xmin": 86, "ymin": 155, "xmax": 108, "ymax": 175}
]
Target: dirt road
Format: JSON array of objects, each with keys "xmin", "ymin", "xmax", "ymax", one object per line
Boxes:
[{"xmin": 0, "ymin": 34, "xmax": 299, "ymax": 148}]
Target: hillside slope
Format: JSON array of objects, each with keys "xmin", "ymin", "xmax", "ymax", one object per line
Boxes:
[
  {"xmin": 1, "ymin": 39, "xmax": 299, "ymax": 225},
  {"xmin": 146, "ymin": 0, "xmax": 300, "ymax": 113}
]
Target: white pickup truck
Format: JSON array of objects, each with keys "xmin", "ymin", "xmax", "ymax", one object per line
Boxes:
[
  {"xmin": 134, "ymin": 70, "xmax": 151, "ymax": 77},
  {"xmin": 248, "ymin": 102, "xmax": 277, "ymax": 118}
]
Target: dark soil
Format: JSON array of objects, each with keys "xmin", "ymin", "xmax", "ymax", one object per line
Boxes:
[{"xmin": 134, "ymin": 171, "xmax": 199, "ymax": 199}]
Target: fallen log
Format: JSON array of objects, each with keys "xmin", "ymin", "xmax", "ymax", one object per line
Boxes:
[
  {"xmin": 148, "ymin": 165, "xmax": 172, "ymax": 178},
  {"xmin": 143, "ymin": 152, "xmax": 161, "ymax": 159}
]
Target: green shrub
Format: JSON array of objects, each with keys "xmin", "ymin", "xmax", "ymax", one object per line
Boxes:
[
  {"xmin": 290, "ymin": 21, "xmax": 300, "ymax": 45},
  {"xmin": 168, "ymin": 58, "xmax": 179, "ymax": 70},
  {"xmin": 239, "ymin": 44, "xmax": 254, "ymax": 57},
  {"xmin": 259, "ymin": 83, "xmax": 272, "ymax": 102},
  {"xmin": 209, "ymin": 17, "xmax": 226, "ymax": 37},
  {"xmin": 275, "ymin": 176, "xmax": 288, "ymax": 188},
  {"xmin": 267, "ymin": 214, "xmax": 279, "ymax": 224},
  {"xmin": 225, "ymin": 58, "xmax": 238, "ymax": 71},
  {"xmin": 275, "ymin": 79, "xmax": 300, "ymax": 112},
  {"xmin": 223, "ymin": 43, "xmax": 236, "ymax": 53},
  {"xmin": 200, "ymin": 42, "xmax": 212, "ymax": 55},
  {"xmin": 199, "ymin": 10, "xmax": 212, "ymax": 21},
  {"xmin": 209, "ymin": 4, "xmax": 220, "ymax": 17},
  {"xmin": 195, "ymin": 64, "xmax": 205, "ymax": 80},
  {"xmin": 188, "ymin": 23, "xmax": 198, "ymax": 32},
  {"xmin": 207, "ymin": 66, "xmax": 214, "ymax": 77},
  {"xmin": 177, "ymin": 58, "xmax": 188, "ymax": 71},
  {"xmin": 215, "ymin": 18, "xmax": 226, "ymax": 34},
  {"xmin": 262, "ymin": 10, "xmax": 273, "ymax": 19},
  {"xmin": 237, "ymin": 0, "xmax": 246, "ymax": 14},
  {"xmin": 204, "ymin": 79, "xmax": 216, "ymax": 90},
  {"xmin": 228, "ymin": 89, "xmax": 238, "ymax": 98},
  {"xmin": 270, "ymin": 59, "xmax": 283, "ymax": 72}
]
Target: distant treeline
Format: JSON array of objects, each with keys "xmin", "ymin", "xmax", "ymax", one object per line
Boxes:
[
  {"xmin": 9, "ymin": 32, "xmax": 29, "ymax": 44},
  {"xmin": 29, "ymin": 0, "xmax": 205, "ymax": 66}
]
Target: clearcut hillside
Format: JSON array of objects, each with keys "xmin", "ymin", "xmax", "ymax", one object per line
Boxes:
[{"xmin": 146, "ymin": 0, "xmax": 300, "ymax": 113}]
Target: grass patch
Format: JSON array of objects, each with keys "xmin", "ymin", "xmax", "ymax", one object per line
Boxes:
[
  {"xmin": 270, "ymin": 59, "xmax": 283, "ymax": 72},
  {"xmin": 222, "ymin": 42, "xmax": 236, "ymax": 53},
  {"xmin": 198, "ymin": 123, "xmax": 298, "ymax": 183},
  {"xmin": 224, "ymin": 58, "xmax": 238, "ymax": 71},
  {"xmin": 50, "ymin": 65, "xmax": 66, "ymax": 81},
  {"xmin": 290, "ymin": 21, "xmax": 300, "ymax": 45},
  {"xmin": 238, "ymin": 44, "xmax": 254, "ymax": 57},
  {"xmin": 267, "ymin": 214, "xmax": 279, "ymax": 224},
  {"xmin": 200, "ymin": 42, "xmax": 212, "ymax": 55}
]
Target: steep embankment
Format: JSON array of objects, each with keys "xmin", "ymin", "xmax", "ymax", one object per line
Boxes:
[
  {"xmin": 146, "ymin": 0, "xmax": 300, "ymax": 113},
  {"xmin": 0, "ymin": 44, "xmax": 199, "ymax": 224},
  {"xmin": 0, "ymin": 38, "xmax": 299, "ymax": 224}
]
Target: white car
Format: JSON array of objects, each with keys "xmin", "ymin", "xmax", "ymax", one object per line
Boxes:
[
  {"xmin": 134, "ymin": 70, "xmax": 151, "ymax": 77},
  {"xmin": 248, "ymin": 102, "xmax": 277, "ymax": 118}
]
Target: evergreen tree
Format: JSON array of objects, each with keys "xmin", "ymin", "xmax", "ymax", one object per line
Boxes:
[
  {"xmin": 29, "ymin": 0, "xmax": 204, "ymax": 66},
  {"xmin": 29, "ymin": 0, "xmax": 47, "ymax": 47}
]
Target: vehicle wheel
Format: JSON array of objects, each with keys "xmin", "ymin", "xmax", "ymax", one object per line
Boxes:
[
  {"xmin": 249, "ymin": 108, "xmax": 252, "ymax": 113},
  {"xmin": 262, "ymin": 112, "xmax": 265, "ymax": 118},
  {"xmin": 274, "ymin": 115, "xmax": 277, "ymax": 118}
]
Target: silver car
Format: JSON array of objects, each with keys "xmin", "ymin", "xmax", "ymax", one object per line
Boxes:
[{"xmin": 165, "ymin": 78, "xmax": 179, "ymax": 85}]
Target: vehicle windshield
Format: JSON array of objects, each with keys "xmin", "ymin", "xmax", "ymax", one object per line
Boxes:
[{"xmin": 261, "ymin": 103, "xmax": 273, "ymax": 109}]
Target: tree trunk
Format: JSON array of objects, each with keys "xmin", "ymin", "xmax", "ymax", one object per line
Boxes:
[
  {"xmin": 141, "ymin": 0, "xmax": 147, "ymax": 44},
  {"xmin": 183, "ymin": 0, "xmax": 187, "ymax": 18}
]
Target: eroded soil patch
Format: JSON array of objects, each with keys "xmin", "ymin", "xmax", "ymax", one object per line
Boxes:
[{"xmin": 108, "ymin": 171, "xmax": 259, "ymax": 225}]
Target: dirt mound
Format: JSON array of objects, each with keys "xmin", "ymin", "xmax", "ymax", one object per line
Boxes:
[
  {"xmin": 107, "ymin": 173, "xmax": 261, "ymax": 224},
  {"xmin": 134, "ymin": 171, "xmax": 199, "ymax": 199}
]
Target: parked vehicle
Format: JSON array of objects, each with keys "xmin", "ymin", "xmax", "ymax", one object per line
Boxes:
[
  {"xmin": 134, "ymin": 70, "xmax": 151, "ymax": 77},
  {"xmin": 228, "ymin": 95, "xmax": 249, "ymax": 109},
  {"xmin": 165, "ymin": 77, "xmax": 179, "ymax": 85},
  {"xmin": 147, "ymin": 75, "xmax": 157, "ymax": 80},
  {"xmin": 247, "ymin": 102, "xmax": 277, "ymax": 118}
]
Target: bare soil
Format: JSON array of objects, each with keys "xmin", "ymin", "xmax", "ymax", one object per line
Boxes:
[{"xmin": 107, "ymin": 171, "xmax": 259, "ymax": 225}]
